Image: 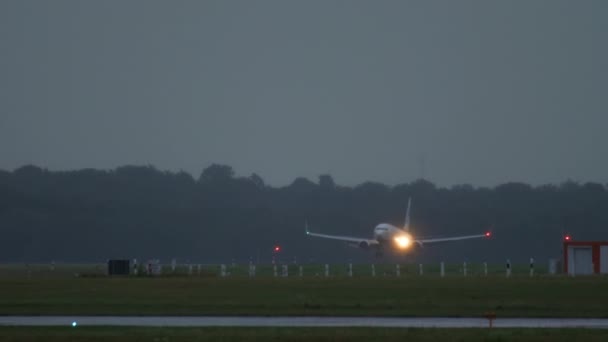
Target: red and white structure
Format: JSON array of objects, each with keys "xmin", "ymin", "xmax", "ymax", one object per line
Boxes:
[{"xmin": 563, "ymin": 236, "xmax": 608, "ymax": 275}]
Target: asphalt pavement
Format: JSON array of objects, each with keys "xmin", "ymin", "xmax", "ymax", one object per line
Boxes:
[{"xmin": 1, "ymin": 316, "xmax": 608, "ymax": 328}]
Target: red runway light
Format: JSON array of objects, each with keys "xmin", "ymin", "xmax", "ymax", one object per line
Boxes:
[
  {"xmin": 485, "ymin": 231, "xmax": 491, "ymax": 237},
  {"xmin": 564, "ymin": 235, "xmax": 571, "ymax": 241},
  {"xmin": 274, "ymin": 246, "xmax": 281, "ymax": 252}
]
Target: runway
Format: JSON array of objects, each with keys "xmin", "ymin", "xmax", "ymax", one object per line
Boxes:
[{"xmin": 1, "ymin": 316, "xmax": 608, "ymax": 328}]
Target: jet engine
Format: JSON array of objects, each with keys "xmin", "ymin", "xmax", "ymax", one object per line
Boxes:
[{"xmin": 359, "ymin": 241, "xmax": 370, "ymax": 249}]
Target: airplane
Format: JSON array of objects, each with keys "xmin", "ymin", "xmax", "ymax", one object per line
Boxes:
[{"xmin": 305, "ymin": 198, "xmax": 491, "ymax": 256}]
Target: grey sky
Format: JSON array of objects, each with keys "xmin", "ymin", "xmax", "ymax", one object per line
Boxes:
[{"xmin": 1, "ymin": 1, "xmax": 607, "ymax": 187}]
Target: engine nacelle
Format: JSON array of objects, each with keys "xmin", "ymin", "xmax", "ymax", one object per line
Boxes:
[{"xmin": 400, "ymin": 241, "xmax": 423, "ymax": 254}]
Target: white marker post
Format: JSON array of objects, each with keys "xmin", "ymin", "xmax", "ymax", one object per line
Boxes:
[
  {"xmin": 220, "ymin": 264, "xmax": 226, "ymax": 277},
  {"xmin": 548, "ymin": 259, "xmax": 557, "ymax": 275},
  {"xmin": 299, "ymin": 265, "xmax": 303, "ymax": 277},
  {"xmin": 324, "ymin": 264, "xmax": 329, "ymax": 277},
  {"xmin": 348, "ymin": 263, "xmax": 353, "ymax": 277},
  {"xmin": 484, "ymin": 262, "xmax": 488, "ymax": 276},
  {"xmin": 371, "ymin": 264, "xmax": 376, "ymax": 277},
  {"xmin": 171, "ymin": 259, "xmax": 176, "ymax": 273},
  {"xmin": 440, "ymin": 262, "xmax": 445, "ymax": 278},
  {"xmin": 506, "ymin": 259, "xmax": 511, "ymax": 278},
  {"xmin": 419, "ymin": 263, "xmax": 423, "ymax": 276},
  {"xmin": 529, "ymin": 258, "xmax": 534, "ymax": 277},
  {"xmin": 396, "ymin": 264, "xmax": 400, "ymax": 277},
  {"xmin": 463, "ymin": 261, "xmax": 467, "ymax": 277},
  {"xmin": 282, "ymin": 264, "xmax": 288, "ymax": 277},
  {"xmin": 273, "ymin": 265, "xmax": 278, "ymax": 277}
]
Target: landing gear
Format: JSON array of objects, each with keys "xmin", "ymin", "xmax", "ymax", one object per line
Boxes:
[{"xmin": 375, "ymin": 247, "xmax": 384, "ymax": 258}]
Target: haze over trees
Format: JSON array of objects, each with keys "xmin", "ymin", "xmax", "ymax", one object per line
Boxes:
[{"xmin": 0, "ymin": 164, "xmax": 607, "ymax": 264}]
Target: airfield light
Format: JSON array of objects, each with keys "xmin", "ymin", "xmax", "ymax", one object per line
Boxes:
[
  {"xmin": 485, "ymin": 231, "xmax": 491, "ymax": 237},
  {"xmin": 274, "ymin": 246, "xmax": 281, "ymax": 252},
  {"xmin": 71, "ymin": 321, "xmax": 77, "ymax": 327},
  {"xmin": 565, "ymin": 235, "xmax": 571, "ymax": 241},
  {"xmin": 394, "ymin": 235, "xmax": 412, "ymax": 249}
]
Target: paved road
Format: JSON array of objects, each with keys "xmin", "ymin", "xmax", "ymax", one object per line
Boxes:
[{"xmin": 1, "ymin": 316, "xmax": 608, "ymax": 328}]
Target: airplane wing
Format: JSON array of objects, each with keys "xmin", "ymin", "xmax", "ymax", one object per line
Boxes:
[
  {"xmin": 305, "ymin": 221, "xmax": 379, "ymax": 246},
  {"xmin": 416, "ymin": 232, "xmax": 490, "ymax": 245},
  {"xmin": 306, "ymin": 231, "xmax": 379, "ymax": 246}
]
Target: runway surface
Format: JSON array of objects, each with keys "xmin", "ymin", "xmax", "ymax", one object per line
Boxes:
[{"xmin": 1, "ymin": 316, "xmax": 608, "ymax": 328}]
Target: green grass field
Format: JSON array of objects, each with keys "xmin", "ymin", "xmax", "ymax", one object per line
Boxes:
[
  {"xmin": 1, "ymin": 327, "xmax": 608, "ymax": 342},
  {"xmin": 0, "ymin": 262, "xmax": 606, "ymax": 317}
]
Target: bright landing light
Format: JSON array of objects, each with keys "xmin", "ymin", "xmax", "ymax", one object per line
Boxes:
[{"xmin": 394, "ymin": 235, "xmax": 412, "ymax": 249}]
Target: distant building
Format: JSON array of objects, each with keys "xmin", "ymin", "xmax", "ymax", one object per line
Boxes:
[
  {"xmin": 563, "ymin": 240, "xmax": 608, "ymax": 275},
  {"xmin": 107, "ymin": 259, "xmax": 130, "ymax": 275}
]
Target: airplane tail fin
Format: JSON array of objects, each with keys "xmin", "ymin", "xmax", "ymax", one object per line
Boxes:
[{"xmin": 404, "ymin": 197, "xmax": 412, "ymax": 232}]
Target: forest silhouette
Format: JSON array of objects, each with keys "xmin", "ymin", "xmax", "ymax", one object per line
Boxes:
[{"xmin": 1, "ymin": 164, "xmax": 606, "ymax": 264}]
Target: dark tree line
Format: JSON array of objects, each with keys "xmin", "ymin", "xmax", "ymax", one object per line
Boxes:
[{"xmin": 0, "ymin": 164, "xmax": 607, "ymax": 263}]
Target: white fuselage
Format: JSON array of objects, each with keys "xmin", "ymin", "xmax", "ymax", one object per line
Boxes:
[
  {"xmin": 374, "ymin": 223, "xmax": 414, "ymax": 250},
  {"xmin": 373, "ymin": 223, "xmax": 404, "ymax": 242}
]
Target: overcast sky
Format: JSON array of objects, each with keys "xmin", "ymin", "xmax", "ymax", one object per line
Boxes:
[{"xmin": 1, "ymin": 1, "xmax": 607, "ymax": 187}]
